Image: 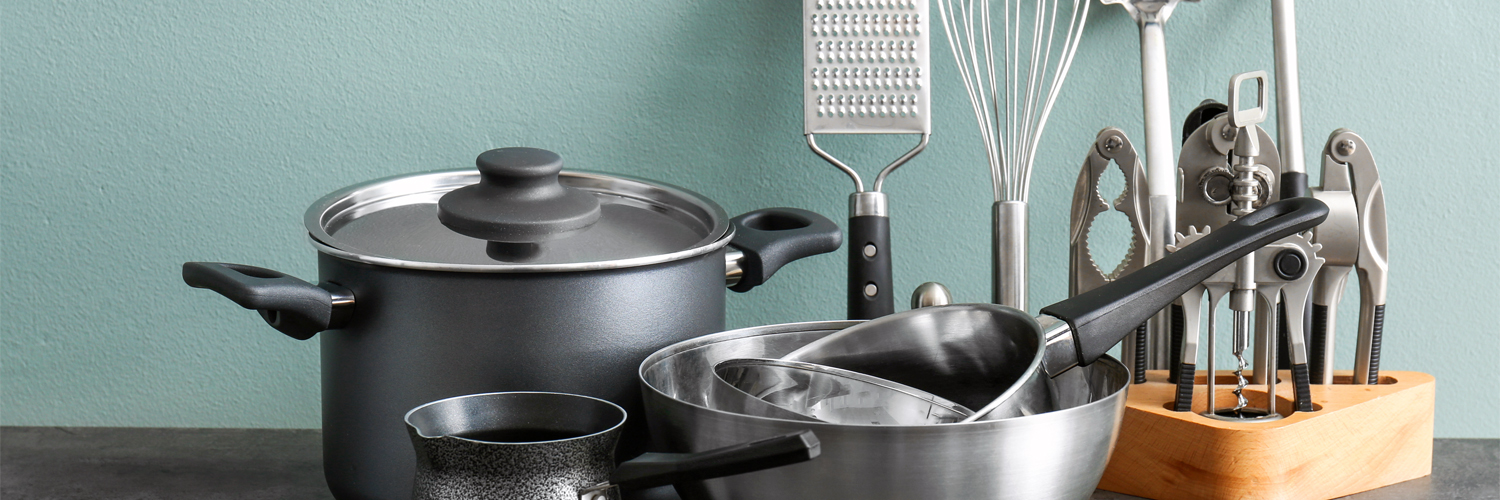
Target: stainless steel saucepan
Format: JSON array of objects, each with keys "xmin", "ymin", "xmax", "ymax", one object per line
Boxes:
[{"xmin": 785, "ymin": 197, "xmax": 1329, "ymax": 420}]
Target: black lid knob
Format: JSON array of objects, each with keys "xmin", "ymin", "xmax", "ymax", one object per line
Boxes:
[{"xmin": 438, "ymin": 148, "xmax": 602, "ymax": 243}]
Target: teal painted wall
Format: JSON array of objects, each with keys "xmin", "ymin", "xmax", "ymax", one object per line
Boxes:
[{"xmin": 3, "ymin": 0, "xmax": 1495, "ymax": 437}]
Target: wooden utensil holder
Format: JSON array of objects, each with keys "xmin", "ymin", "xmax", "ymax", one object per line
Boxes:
[{"xmin": 1098, "ymin": 369, "xmax": 1434, "ymax": 500}]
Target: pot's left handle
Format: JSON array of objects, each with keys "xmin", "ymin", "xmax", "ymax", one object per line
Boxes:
[
  {"xmin": 182, "ymin": 262, "xmax": 353, "ymax": 340},
  {"xmin": 726, "ymin": 208, "xmax": 841, "ymax": 293}
]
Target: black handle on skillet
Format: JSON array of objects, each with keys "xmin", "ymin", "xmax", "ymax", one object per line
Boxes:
[
  {"xmin": 608, "ymin": 431, "xmax": 820, "ymax": 492},
  {"xmin": 182, "ymin": 262, "xmax": 353, "ymax": 340},
  {"xmin": 727, "ymin": 208, "xmax": 842, "ymax": 293},
  {"xmin": 1041, "ymin": 197, "xmax": 1329, "ymax": 367},
  {"xmin": 847, "ymin": 214, "xmax": 894, "ymax": 319}
]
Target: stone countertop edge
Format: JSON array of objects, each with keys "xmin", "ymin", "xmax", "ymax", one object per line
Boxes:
[{"xmin": 2, "ymin": 427, "xmax": 1495, "ymax": 500}]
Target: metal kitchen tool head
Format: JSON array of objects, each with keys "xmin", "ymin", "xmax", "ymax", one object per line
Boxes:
[
  {"xmin": 804, "ymin": 0, "xmax": 932, "ymax": 184},
  {"xmin": 935, "ymin": 0, "xmax": 1091, "ymax": 310},
  {"xmin": 804, "ymin": 0, "xmax": 932, "ymax": 320},
  {"xmin": 1070, "ymin": 127, "xmax": 1149, "ymax": 383},
  {"xmin": 1309, "ymin": 129, "xmax": 1387, "ymax": 385},
  {"xmin": 714, "ymin": 358, "xmax": 974, "ymax": 425}
]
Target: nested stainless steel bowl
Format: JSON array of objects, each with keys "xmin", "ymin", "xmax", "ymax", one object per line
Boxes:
[{"xmin": 639, "ymin": 320, "xmax": 1130, "ymax": 500}]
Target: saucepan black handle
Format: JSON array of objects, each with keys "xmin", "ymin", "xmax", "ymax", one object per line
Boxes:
[
  {"xmin": 727, "ymin": 208, "xmax": 842, "ymax": 293},
  {"xmin": 609, "ymin": 430, "xmax": 819, "ymax": 492},
  {"xmin": 1041, "ymin": 197, "xmax": 1329, "ymax": 366},
  {"xmin": 182, "ymin": 262, "xmax": 352, "ymax": 340}
]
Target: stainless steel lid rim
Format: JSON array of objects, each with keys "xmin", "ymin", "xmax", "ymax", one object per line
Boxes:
[
  {"xmin": 640, "ymin": 320, "xmax": 1130, "ymax": 428},
  {"xmin": 304, "ymin": 168, "xmax": 736, "ymax": 273}
]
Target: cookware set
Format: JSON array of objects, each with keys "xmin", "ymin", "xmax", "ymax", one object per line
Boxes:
[{"xmin": 181, "ymin": 1, "xmax": 1392, "ymax": 499}]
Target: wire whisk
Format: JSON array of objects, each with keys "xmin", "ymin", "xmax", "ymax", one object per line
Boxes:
[
  {"xmin": 935, "ymin": 0, "xmax": 1089, "ymax": 309},
  {"xmin": 936, "ymin": 0, "xmax": 1089, "ymax": 203}
]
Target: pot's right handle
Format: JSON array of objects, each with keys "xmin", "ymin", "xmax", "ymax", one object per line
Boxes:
[
  {"xmin": 604, "ymin": 430, "xmax": 820, "ymax": 493},
  {"xmin": 1041, "ymin": 197, "xmax": 1329, "ymax": 367},
  {"xmin": 726, "ymin": 208, "xmax": 842, "ymax": 293},
  {"xmin": 182, "ymin": 262, "xmax": 352, "ymax": 340}
]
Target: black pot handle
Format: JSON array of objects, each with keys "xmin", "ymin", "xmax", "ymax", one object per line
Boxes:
[
  {"xmin": 182, "ymin": 262, "xmax": 352, "ymax": 340},
  {"xmin": 607, "ymin": 430, "xmax": 819, "ymax": 492},
  {"xmin": 727, "ymin": 208, "xmax": 842, "ymax": 293},
  {"xmin": 1041, "ymin": 197, "xmax": 1329, "ymax": 366}
]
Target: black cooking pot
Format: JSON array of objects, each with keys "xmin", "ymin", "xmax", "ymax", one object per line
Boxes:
[{"xmin": 182, "ymin": 148, "xmax": 841, "ymax": 500}]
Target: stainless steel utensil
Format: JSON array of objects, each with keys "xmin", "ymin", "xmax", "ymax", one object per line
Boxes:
[
  {"xmin": 1272, "ymin": 0, "xmax": 1308, "ymax": 199},
  {"xmin": 403, "ymin": 392, "xmax": 819, "ymax": 500},
  {"xmin": 714, "ymin": 358, "xmax": 973, "ymax": 425},
  {"xmin": 1069, "ymin": 127, "xmax": 1150, "ymax": 383},
  {"xmin": 935, "ymin": 0, "xmax": 1091, "ymax": 311},
  {"xmin": 785, "ymin": 198, "xmax": 1330, "ymax": 420},
  {"xmin": 1309, "ymin": 129, "xmax": 1387, "ymax": 384},
  {"xmin": 1102, "ymin": 0, "xmax": 1197, "ymax": 370},
  {"xmin": 804, "ymin": 0, "xmax": 931, "ymax": 320},
  {"xmin": 639, "ymin": 321, "xmax": 1130, "ymax": 500}
]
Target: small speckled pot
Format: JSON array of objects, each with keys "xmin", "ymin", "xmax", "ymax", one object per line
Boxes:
[{"xmin": 405, "ymin": 392, "xmax": 625, "ymax": 500}]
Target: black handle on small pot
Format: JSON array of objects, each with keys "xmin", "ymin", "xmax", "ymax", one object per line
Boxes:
[
  {"xmin": 1041, "ymin": 197, "xmax": 1329, "ymax": 366},
  {"xmin": 847, "ymin": 215, "xmax": 893, "ymax": 320},
  {"xmin": 182, "ymin": 262, "xmax": 353, "ymax": 340},
  {"xmin": 608, "ymin": 431, "xmax": 820, "ymax": 492},
  {"xmin": 727, "ymin": 208, "xmax": 842, "ymax": 293}
]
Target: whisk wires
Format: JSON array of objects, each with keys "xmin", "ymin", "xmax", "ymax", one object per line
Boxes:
[{"xmin": 937, "ymin": 0, "xmax": 1089, "ymax": 202}]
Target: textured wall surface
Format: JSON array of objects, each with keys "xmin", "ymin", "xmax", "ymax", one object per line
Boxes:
[{"xmin": 3, "ymin": 1, "xmax": 1496, "ymax": 437}]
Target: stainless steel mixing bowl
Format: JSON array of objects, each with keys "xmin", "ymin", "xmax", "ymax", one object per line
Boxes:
[{"xmin": 638, "ymin": 320, "xmax": 1129, "ymax": 500}]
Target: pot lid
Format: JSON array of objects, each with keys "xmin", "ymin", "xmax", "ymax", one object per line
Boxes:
[{"xmin": 304, "ymin": 148, "xmax": 731, "ymax": 272}]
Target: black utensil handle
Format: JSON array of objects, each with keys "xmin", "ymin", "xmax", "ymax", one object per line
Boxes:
[
  {"xmin": 1172, "ymin": 363, "xmax": 1195, "ymax": 412},
  {"xmin": 1281, "ymin": 172, "xmax": 1309, "ymax": 199},
  {"xmin": 1167, "ymin": 305, "xmax": 1185, "ymax": 384},
  {"xmin": 1041, "ymin": 197, "xmax": 1329, "ymax": 366},
  {"xmin": 1365, "ymin": 304, "xmax": 1385, "ymax": 384},
  {"xmin": 727, "ymin": 208, "xmax": 842, "ymax": 293},
  {"xmin": 1181, "ymin": 99, "xmax": 1228, "ymax": 145},
  {"xmin": 1132, "ymin": 323, "xmax": 1148, "ymax": 384},
  {"xmin": 609, "ymin": 431, "xmax": 820, "ymax": 492},
  {"xmin": 847, "ymin": 215, "xmax": 893, "ymax": 320},
  {"xmin": 182, "ymin": 262, "xmax": 351, "ymax": 340},
  {"xmin": 1291, "ymin": 362, "xmax": 1314, "ymax": 412},
  {"xmin": 1310, "ymin": 304, "xmax": 1329, "ymax": 383}
]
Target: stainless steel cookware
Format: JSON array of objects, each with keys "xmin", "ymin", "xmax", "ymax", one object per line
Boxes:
[
  {"xmin": 639, "ymin": 321, "xmax": 1129, "ymax": 500},
  {"xmin": 712, "ymin": 358, "xmax": 973, "ymax": 425},
  {"xmin": 785, "ymin": 198, "xmax": 1330, "ymax": 421},
  {"xmin": 405, "ymin": 392, "xmax": 819, "ymax": 500},
  {"xmin": 181, "ymin": 148, "xmax": 841, "ymax": 500}
]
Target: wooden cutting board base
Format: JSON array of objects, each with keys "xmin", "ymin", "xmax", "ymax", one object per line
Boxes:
[{"xmin": 1098, "ymin": 369, "xmax": 1434, "ymax": 500}]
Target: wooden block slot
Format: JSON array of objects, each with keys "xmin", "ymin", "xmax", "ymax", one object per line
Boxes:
[{"xmin": 1097, "ymin": 370, "xmax": 1434, "ymax": 500}]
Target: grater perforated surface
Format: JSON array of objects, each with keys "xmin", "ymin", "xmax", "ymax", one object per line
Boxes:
[{"xmin": 804, "ymin": 0, "xmax": 931, "ymax": 135}]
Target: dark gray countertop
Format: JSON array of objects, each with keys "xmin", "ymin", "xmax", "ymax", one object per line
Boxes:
[{"xmin": 3, "ymin": 427, "xmax": 1495, "ymax": 500}]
